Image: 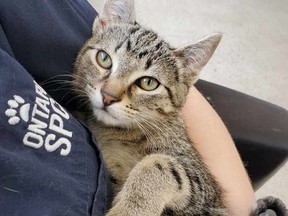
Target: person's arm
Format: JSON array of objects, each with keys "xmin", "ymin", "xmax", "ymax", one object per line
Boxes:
[{"xmin": 182, "ymin": 86, "xmax": 256, "ymax": 216}]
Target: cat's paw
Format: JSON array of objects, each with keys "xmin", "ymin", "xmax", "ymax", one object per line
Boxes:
[
  {"xmin": 105, "ymin": 208, "xmax": 127, "ymax": 216},
  {"xmin": 5, "ymin": 95, "xmax": 30, "ymax": 125},
  {"xmin": 252, "ymin": 196, "xmax": 287, "ymax": 216},
  {"xmin": 105, "ymin": 204, "xmax": 140, "ymax": 216}
]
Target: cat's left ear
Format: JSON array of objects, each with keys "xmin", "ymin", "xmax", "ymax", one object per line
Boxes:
[
  {"xmin": 93, "ymin": 0, "xmax": 136, "ymax": 33},
  {"xmin": 174, "ymin": 33, "xmax": 222, "ymax": 85}
]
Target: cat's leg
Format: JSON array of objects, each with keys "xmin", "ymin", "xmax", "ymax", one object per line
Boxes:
[{"xmin": 106, "ymin": 154, "xmax": 191, "ymax": 216}]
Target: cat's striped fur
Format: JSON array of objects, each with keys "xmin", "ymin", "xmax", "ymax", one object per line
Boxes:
[{"xmin": 73, "ymin": 0, "xmax": 227, "ymax": 215}]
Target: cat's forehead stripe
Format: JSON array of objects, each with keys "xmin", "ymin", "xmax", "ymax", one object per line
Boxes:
[
  {"xmin": 138, "ymin": 50, "xmax": 148, "ymax": 59},
  {"xmin": 126, "ymin": 39, "xmax": 131, "ymax": 51},
  {"xmin": 164, "ymin": 86, "xmax": 178, "ymax": 108},
  {"xmin": 134, "ymin": 30, "xmax": 153, "ymax": 45},
  {"xmin": 129, "ymin": 26, "xmax": 141, "ymax": 34},
  {"xmin": 145, "ymin": 58, "xmax": 152, "ymax": 70},
  {"xmin": 115, "ymin": 36, "xmax": 129, "ymax": 52},
  {"xmin": 127, "ymin": 27, "xmax": 166, "ymax": 69},
  {"xmin": 108, "ymin": 25, "xmax": 179, "ymax": 81}
]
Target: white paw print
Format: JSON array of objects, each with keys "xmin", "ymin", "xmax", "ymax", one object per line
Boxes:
[{"xmin": 5, "ymin": 95, "xmax": 31, "ymax": 125}]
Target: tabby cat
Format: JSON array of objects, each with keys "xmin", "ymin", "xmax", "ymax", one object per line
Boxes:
[{"xmin": 73, "ymin": 0, "xmax": 227, "ymax": 215}]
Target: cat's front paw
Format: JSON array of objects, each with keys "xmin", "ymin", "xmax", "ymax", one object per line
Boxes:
[
  {"xmin": 105, "ymin": 201, "xmax": 154, "ymax": 216},
  {"xmin": 105, "ymin": 206, "xmax": 131, "ymax": 216},
  {"xmin": 252, "ymin": 196, "xmax": 287, "ymax": 216}
]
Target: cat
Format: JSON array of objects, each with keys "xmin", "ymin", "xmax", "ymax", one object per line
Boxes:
[{"xmin": 73, "ymin": 0, "xmax": 227, "ymax": 215}]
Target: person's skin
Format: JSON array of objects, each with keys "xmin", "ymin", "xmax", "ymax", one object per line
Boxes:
[{"xmin": 182, "ymin": 86, "xmax": 256, "ymax": 216}]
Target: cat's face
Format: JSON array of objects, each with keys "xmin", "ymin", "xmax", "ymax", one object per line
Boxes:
[{"xmin": 74, "ymin": 0, "xmax": 221, "ymax": 128}]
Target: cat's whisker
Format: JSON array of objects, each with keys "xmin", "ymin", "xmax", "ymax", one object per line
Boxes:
[
  {"xmin": 137, "ymin": 112, "xmax": 167, "ymax": 133},
  {"xmin": 134, "ymin": 119, "xmax": 153, "ymax": 144},
  {"xmin": 40, "ymin": 74, "xmax": 73, "ymax": 84},
  {"xmin": 40, "ymin": 73, "xmax": 83, "ymax": 87},
  {"xmin": 137, "ymin": 112, "xmax": 179, "ymax": 144},
  {"xmin": 40, "ymin": 75, "xmax": 89, "ymax": 92},
  {"xmin": 85, "ymin": 111, "xmax": 98, "ymax": 123},
  {"xmin": 127, "ymin": 112, "xmax": 152, "ymax": 140},
  {"xmin": 134, "ymin": 114, "xmax": 162, "ymax": 137},
  {"xmin": 41, "ymin": 81, "xmax": 74, "ymax": 91},
  {"xmin": 136, "ymin": 124, "xmax": 149, "ymax": 142}
]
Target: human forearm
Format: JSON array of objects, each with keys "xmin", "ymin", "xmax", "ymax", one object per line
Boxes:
[{"xmin": 182, "ymin": 86, "xmax": 256, "ymax": 216}]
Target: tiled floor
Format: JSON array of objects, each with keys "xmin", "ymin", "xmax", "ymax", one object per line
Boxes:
[{"xmin": 89, "ymin": 0, "xmax": 287, "ymax": 205}]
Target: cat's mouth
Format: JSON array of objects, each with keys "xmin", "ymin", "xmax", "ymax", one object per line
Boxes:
[
  {"xmin": 102, "ymin": 107, "xmax": 117, "ymax": 119},
  {"xmin": 90, "ymin": 102, "xmax": 113, "ymax": 116},
  {"xmin": 95, "ymin": 105, "xmax": 118, "ymax": 120},
  {"xmin": 101, "ymin": 105, "xmax": 108, "ymax": 112}
]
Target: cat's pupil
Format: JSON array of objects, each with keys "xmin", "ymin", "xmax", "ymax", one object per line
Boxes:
[
  {"xmin": 145, "ymin": 78, "xmax": 152, "ymax": 86},
  {"xmin": 148, "ymin": 79, "xmax": 153, "ymax": 86},
  {"xmin": 101, "ymin": 52, "xmax": 108, "ymax": 61}
]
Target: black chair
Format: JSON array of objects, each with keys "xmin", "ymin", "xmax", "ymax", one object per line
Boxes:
[{"xmin": 195, "ymin": 80, "xmax": 288, "ymax": 189}]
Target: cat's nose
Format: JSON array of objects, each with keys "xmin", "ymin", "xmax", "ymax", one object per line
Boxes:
[{"xmin": 101, "ymin": 89, "xmax": 120, "ymax": 106}]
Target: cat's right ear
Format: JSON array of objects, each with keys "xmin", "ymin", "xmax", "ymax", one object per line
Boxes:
[
  {"xmin": 174, "ymin": 33, "xmax": 222, "ymax": 86},
  {"xmin": 93, "ymin": 0, "xmax": 136, "ymax": 33}
]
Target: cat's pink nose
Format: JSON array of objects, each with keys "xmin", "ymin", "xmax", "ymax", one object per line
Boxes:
[{"xmin": 101, "ymin": 90, "xmax": 120, "ymax": 106}]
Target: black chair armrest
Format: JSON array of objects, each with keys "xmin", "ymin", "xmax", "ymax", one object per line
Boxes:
[{"xmin": 195, "ymin": 80, "xmax": 288, "ymax": 189}]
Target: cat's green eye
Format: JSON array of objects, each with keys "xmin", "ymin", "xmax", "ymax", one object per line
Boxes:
[
  {"xmin": 137, "ymin": 77, "xmax": 160, "ymax": 91},
  {"xmin": 96, "ymin": 50, "xmax": 112, "ymax": 69}
]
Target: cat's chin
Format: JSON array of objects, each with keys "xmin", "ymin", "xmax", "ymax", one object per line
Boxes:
[{"xmin": 93, "ymin": 108, "xmax": 136, "ymax": 129}]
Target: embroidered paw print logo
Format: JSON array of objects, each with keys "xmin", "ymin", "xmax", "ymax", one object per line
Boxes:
[{"xmin": 5, "ymin": 95, "xmax": 31, "ymax": 125}]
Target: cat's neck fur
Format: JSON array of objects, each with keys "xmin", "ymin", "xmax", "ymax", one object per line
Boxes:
[{"xmin": 89, "ymin": 110, "xmax": 187, "ymax": 151}]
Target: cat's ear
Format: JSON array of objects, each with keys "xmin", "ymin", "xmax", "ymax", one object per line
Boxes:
[
  {"xmin": 93, "ymin": 0, "xmax": 136, "ymax": 33},
  {"xmin": 174, "ymin": 33, "xmax": 222, "ymax": 85}
]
